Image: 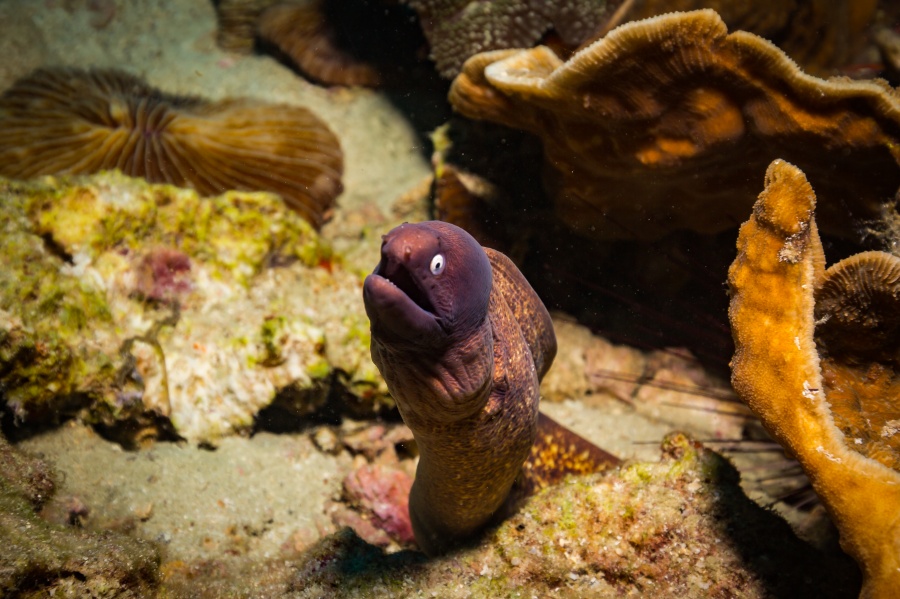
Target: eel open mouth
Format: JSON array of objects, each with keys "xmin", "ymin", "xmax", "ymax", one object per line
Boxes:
[{"xmin": 374, "ymin": 257, "xmax": 437, "ymax": 316}]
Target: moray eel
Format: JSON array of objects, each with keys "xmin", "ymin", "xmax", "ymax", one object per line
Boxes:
[{"xmin": 363, "ymin": 221, "xmax": 617, "ymax": 555}]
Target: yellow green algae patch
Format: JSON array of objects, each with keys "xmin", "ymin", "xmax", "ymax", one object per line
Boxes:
[
  {"xmin": 0, "ymin": 172, "xmax": 389, "ymax": 445},
  {"xmin": 0, "ymin": 432, "xmax": 160, "ymax": 596},
  {"xmin": 291, "ymin": 434, "xmax": 860, "ymax": 598}
]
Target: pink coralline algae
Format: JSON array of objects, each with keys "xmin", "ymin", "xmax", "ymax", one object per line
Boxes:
[
  {"xmin": 335, "ymin": 463, "xmax": 414, "ymax": 547},
  {"xmin": 134, "ymin": 247, "xmax": 193, "ymax": 304}
]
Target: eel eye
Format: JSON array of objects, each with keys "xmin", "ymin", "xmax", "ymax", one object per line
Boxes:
[{"xmin": 430, "ymin": 253, "xmax": 445, "ymax": 275}]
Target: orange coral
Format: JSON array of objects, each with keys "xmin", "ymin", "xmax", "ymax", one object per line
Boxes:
[
  {"xmin": 0, "ymin": 67, "xmax": 343, "ymax": 227},
  {"xmin": 728, "ymin": 159, "xmax": 900, "ymax": 599},
  {"xmin": 449, "ymin": 10, "xmax": 900, "ymax": 240}
]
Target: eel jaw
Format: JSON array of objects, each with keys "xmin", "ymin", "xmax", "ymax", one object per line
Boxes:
[{"xmin": 363, "ymin": 263, "xmax": 445, "ymax": 347}]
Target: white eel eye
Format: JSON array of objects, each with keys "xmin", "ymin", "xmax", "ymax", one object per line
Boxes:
[{"xmin": 430, "ymin": 253, "xmax": 445, "ymax": 275}]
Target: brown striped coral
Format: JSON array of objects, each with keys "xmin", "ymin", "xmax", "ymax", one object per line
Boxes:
[
  {"xmin": 257, "ymin": 0, "xmax": 381, "ymax": 87},
  {"xmin": 450, "ymin": 10, "xmax": 900, "ymax": 240},
  {"xmin": 0, "ymin": 67, "xmax": 343, "ymax": 227},
  {"xmin": 215, "ymin": 0, "xmax": 276, "ymax": 53}
]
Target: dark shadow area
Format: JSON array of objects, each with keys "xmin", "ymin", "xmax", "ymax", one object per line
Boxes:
[
  {"xmin": 290, "ymin": 527, "xmax": 426, "ymax": 592},
  {"xmin": 252, "ymin": 372, "xmax": 403, "ymax": 436},
  {"xmin": 430, "ymin": 117, "xmax": 876, "ymax": 379},
  {"xmin": 698, "ymin": 447, "xmax": 862, "ymax": 598}
]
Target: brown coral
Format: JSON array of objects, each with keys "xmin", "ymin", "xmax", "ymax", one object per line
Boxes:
[
  {"xmin": 0, "ymin": 67, "xmax": 343, "ymax": 227},
  {"xmin": 449, "ymin": 10, "xmax": 900, "ymax": 240},
  {"xmin": 599, "ymin": 0, "xmax": 877, "ymax": 74},
  {"xmin": 814, "ymin": 251, "xmax": 900, "ymax": 472},
  {"xmin": 406, "ymin": 0, "xmax": 623, "ymax": 78},
  {"xmin": 215, "ymin": 0, "xmax": 276, "ymax": 53},
  {"xmin": 728, "ymin": 158, "xmax": 900, "ymax": 598},
  {"xmin": 215, "ymin": 0, "xmax": 418, "ymax": 87},
  {"xmin": 257, "ymin": 0, "xmax": 382, "ymax": 87}
]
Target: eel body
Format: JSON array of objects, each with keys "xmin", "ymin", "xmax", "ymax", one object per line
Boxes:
[{"xmin": 363, "ymin": 221, "xmax": 616, "ymax": 555}]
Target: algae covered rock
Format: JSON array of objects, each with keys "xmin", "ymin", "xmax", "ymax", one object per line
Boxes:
[
  {"xmin": 0, "ymin": 432, "xmax": 160, "ymax": 597},
  {"xmin": 0, "ymin": 172, "xmax": 387, "ymax": 445},
  {"xmin": 292, "ymin": 434, "xmax": 859, "ymax": 598}
]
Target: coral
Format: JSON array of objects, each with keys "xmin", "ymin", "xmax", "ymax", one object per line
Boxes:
[
  {"xmin": 816, "ymin": 252, "xmax": 900, "ymax": 472},
  {"xmin": 0, "ymin": 432, "xmax": 160, "ymax": 596},
  {"xmin": 0, "ymin": 172, "xmax": 384, "ymax": 445},
  {"xmin": 257, "ymin": 0, "xmax": 382, "ymax": 87},
  {"xmin": 215, "ymin": 0, "xmax": 277, "ymax": 53},
  {"xmin": 292, "ymin": 434, "xmax": 859, "ymax": 598},
  {"xmin": 605, "ymin": 0, "xmax": 877, "ymax": 75},
  {"xmin": 405, "ymin": 0, "xmax": 621, "ymax": 77},
  {"xmin": 728, "ymin": 159, "xmax": 900, "ymax": 598},
  {"xmin": 215, "ymin": 0, "xmax": 422, "ymax": 87},
  {"xmin": 449, "ymin": 10, "xmax": 900, "ymax": 240},
  {"xmin": 0, "ymin": 67, "xmax": 343, "ymax": 228}
]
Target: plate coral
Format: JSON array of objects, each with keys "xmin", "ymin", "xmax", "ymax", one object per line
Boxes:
[{"xmin": 449, "ymin": 10, "xmax": 900, "ymax": 239}]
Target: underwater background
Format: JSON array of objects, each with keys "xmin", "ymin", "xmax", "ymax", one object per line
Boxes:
[{"xmin": 0, "ymin": 1, "xmax": 898, "ymax": 597}]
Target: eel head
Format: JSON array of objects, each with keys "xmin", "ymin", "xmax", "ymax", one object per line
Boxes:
[{"xmin": 363, "ymin": 221, "xmax": 492, "ymax": 350}]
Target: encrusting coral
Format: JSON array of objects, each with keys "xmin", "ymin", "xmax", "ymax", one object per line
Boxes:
[
  {"xmin": 728, "ymin": 158, "xmax": 900, "ymax": 599},
  {"xmin": 0, "ymin": 67, "xmax": 343, "ymax": 227},
  {"xmin": 449, "ymin": 10, "xmax": 900, "ymax": 240}
]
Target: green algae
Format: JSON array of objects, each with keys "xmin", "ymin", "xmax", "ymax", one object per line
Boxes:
[
  {"xmin": 0, "ymin": 172, "xmax": 387, "ymax": 444},
  {"xmin": 25, "ymin": 173, "xmax": 330, "ymax": 286},
  {"xmin": 0, "ymin": 182, "xmax": 117, "ymax": 420}
]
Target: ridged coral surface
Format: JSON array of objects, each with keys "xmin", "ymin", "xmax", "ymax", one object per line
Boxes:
[
  {"xmin": 0, "ymin": 67, "xmax": 343, "ymax": 227},
  {"xmin": 450, "ymin": 10, "xmax": 900, "ymax": 240}
]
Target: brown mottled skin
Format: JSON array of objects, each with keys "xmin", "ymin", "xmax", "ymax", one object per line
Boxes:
[{"xmin": 363, "ymin": 221, "xmax": 616, "ymax": 555}]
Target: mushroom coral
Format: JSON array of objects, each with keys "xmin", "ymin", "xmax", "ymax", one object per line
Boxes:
[
  {"xmin": 0, "ymin": 67, "xmax": 343, "ymax": 227},
  {"xmin": 449, "ymin": 10, "xmax": 900, "ymax": 240},
  {"xmin": 728, "ymin": 158, "xmax": 900, "ymax": 599}
]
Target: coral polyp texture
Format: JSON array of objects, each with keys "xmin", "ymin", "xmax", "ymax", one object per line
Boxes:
[
  {"xmin": 0, "ymin": 67, "xmax": 343, "ymax": 227},
  {"xmin": 449, "ymin": 9, "xmax": 900, "ymax": 240},
  {"xmin": 405, "ymin": 0, "xmax": 621, "ymax": 77},
  {"xmin": 728, "ymin": 159, "xmax": 900, "ymax": 599}
]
